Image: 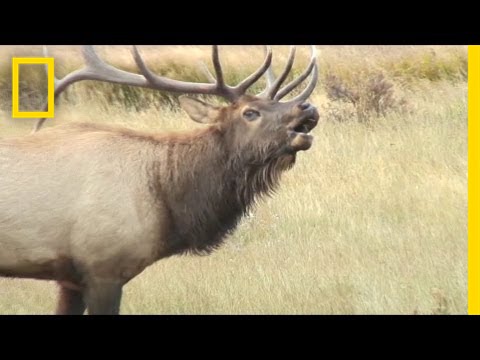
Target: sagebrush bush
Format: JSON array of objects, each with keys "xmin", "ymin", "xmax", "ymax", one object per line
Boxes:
[{"xmin": 323, "ymin": 71, "xmax": 410, "ymax": 123}]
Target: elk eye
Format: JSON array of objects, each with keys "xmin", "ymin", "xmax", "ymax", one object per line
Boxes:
[{"xmin": 243, "ymin": 109, "xmax": 260, "ymax": 121}]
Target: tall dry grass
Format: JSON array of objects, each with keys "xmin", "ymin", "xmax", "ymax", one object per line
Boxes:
[{"xmin": 0, "ymin": 46, "xmax": 467, "ymax": 314}]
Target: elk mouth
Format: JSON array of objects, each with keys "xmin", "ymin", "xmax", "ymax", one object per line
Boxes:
[
  {"xmin": 289, "ymin": 107, "xmax": 319, "ymax": 134},
  {"xmin": 292, "ymin": 118, "xmax": 317, "ymax": 134},
  {"xmin": 287, "ymin": 113, "xmax": 319, "ymax": 152}
]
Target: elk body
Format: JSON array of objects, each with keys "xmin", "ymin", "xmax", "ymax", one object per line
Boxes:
[{"xmin": 0, "ymin": 46, "xmax": 319, "ymax": 314}]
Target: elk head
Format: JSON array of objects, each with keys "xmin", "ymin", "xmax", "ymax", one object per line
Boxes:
[{"xmin": 176, "ymin": 46, "xmax": 319, "ymax": 163}]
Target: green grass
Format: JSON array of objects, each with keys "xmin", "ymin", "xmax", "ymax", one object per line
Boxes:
[{"xmin": 0, "ymin": 46, "xmax": 467, "ymax": 314}]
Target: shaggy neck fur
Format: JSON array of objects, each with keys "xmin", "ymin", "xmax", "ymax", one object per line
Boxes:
[{"xmin": 151, "ymin": 126, "xmax": 296, "ymax": 256}]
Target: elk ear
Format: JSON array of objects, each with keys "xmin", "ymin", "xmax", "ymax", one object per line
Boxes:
[{"xmin": 179, "ymin": 96, "xmax": 221, "ymax": 124}]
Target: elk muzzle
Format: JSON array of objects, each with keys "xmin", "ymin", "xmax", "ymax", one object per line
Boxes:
[{"xmin": 287, "ymin": 103, "xmax": 319, "ymax": 152}]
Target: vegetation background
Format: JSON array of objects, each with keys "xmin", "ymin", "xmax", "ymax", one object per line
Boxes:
[{"xmin": 0, "ymin": 45, "xmax": 467, "ymax": 314}]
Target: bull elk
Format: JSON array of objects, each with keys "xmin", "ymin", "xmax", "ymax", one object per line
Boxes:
[{"xmin": 0, "ymin": 45, "xmax": 319, "ymax": 314}]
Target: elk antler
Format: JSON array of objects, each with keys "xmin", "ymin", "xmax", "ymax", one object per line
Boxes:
[
  {"xmin": 259, "ymin": 45, "xmax": 318, "ymax": 103},
  {"xmin": 33, "ymin": 46, "xmax": 273, "ymax": 133},
  {"xmin": 203, "ymin": 46, "xmax": 318, "ymax": 103},
  {"xmin": 257, "ymin": 46, "xmax": 296, "ymax": 99},
  {"xmin": 34, "ymin": 45, "xmax": 318, "ymax": 133},
  {"xmin": 131, "ymin": 46, "xmax": 273, "ymax": 102}
]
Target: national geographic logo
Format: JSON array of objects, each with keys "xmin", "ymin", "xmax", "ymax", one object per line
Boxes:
[{"xmin": 11, "ymin": 57, "xmax": 54, "ymax": 118}]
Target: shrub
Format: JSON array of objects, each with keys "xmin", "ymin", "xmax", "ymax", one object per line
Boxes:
[{"xmin": 323, "ymin": 71, "xmax": 409, "ymax": 123}]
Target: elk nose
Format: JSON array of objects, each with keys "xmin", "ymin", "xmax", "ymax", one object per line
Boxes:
[{"xmin": 298, "ymin": 103, "xmax": 311, "ymax": 111}]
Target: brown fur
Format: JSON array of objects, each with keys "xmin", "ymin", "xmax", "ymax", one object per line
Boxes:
[{"xmin": 0, "ymin": 95, "xmax": 319, "ymax": 314}]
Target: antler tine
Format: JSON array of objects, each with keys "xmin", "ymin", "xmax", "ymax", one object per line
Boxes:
[
  {"xmin": 211, "ymin": 46, "xmax": 225, "ymax": 88},
  {"xmin": 263, "ymin": 47, "xmax": 276, "ymax": 88},
  {"xmin": 234, "ymin": 46, "xmax": 273, "ymax": 95},
  {"xmin": 196, "ymin": 46, "xmax": 272, "ymax": 99},
  {"xmin": 284, "ymin": 46, "xmax": 318, "ymax": 103},
  {"xmin": 265, "ymin": 46, "xmax": 296, "ymax": 100},
  {"xmin": 275, "ymin": 46, "xmax": 318, "ymax": 101},
  {"xmin": 257, "ymin": 46, "xmax": 276, "ymax": 98},
  {"xmin": 82, "ymin": 46, "xmax": 147, "ymax": 85},
  {"xmin": 132, "ymin": 46, "xmax": 238, "ymax": 101}
]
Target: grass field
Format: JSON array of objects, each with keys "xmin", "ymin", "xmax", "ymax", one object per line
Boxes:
[{"xmin": 0, "ymin": 45, "xmax": 468, "ymax": 314}]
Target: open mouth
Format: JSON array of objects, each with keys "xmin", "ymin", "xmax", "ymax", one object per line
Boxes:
[
  {"xmin": 287, "ymin": 113, "xmax": 319, "ymax": 152},
  {"xmin": 293, "ymin": 119, "xmax": 316, "ymax": 134},
  {"xmin": 290, "ymin": 115, "xmax": 318, "ymax": 135}
]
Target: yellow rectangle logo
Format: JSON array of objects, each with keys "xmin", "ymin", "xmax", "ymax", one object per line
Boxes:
[{"xmin": 11, "ymin": 57, "xmax": 54, "ymax": 118}]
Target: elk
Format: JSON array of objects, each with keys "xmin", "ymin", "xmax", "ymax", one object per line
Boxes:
[{"xmin": 0, "ymin": 45, "xmax": 319, "ymax": 315}]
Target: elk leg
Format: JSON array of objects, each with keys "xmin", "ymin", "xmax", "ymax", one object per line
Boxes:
[
  {"xmin": 56, "ymin": 284, "xmax": 86, "ymax": 315},
  {"xmin": 85, "ymin": 279, "xmax": 123, "ymax": 315}
]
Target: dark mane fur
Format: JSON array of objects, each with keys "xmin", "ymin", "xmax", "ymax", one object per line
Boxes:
[{"xmin": 147, "ymin": 125, "xmax": 296, "ymax": 256}]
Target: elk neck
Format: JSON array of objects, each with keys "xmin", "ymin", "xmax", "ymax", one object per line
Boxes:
[{"xmin": 149, "ymin": 125, "xmax": 296, "ymax": 256}]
